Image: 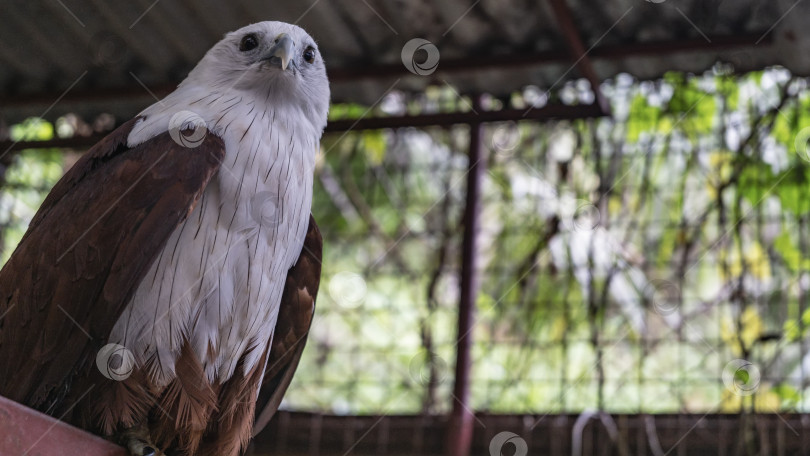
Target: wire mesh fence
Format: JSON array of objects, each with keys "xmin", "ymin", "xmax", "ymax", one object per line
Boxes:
[
  {"xmin": 1, "ymin": 68, "xmax": 809, "ymax": 426},
  {"xmin": 284, "ymin": 67, "xmax": 810, "ymax": 417}
]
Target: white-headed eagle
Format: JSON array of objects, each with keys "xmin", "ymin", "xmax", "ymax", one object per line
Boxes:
[{"xmin": 0, "ymin": 21, "xmax": 328, "ymax": 456}]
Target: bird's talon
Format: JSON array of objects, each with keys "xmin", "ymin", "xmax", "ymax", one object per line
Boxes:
[
  {"xmin": 126, "ymin": 439, "xmax": 161, "ymax": 456},
  {"xmin": 118, "ymin": 423, "xmax": 162, "ymax": 456}
]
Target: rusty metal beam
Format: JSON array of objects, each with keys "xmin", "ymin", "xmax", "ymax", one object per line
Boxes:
[
  {"xmin": 0, "ymin": 103, "xmax": 605, "ymax": 153},
  {"xmin": 252, "ymin": 411, "xmax": 810, "ymax": 455},
  {"xmin": 323, "ymin": 103, "xmax": 605, "ymax": 132},
  {"xmin": 0, "ymin": 86, "xmax": 175, "ymax": 109},
  {"xmin": 446, "ymin": 95, "xmax": 486, "ymax": 456},
  {"xmin": 0, "ymin": 134, "xmax": 113, "ymax": 153},
  {"xmin": 547, "ymin": 0, "xmax": 611, "ymax": 115}
]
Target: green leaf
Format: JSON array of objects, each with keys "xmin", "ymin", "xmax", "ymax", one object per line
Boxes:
[
  {"xmin": 626, "ymin": 94, "xmax": 660, "ymax": 142},
  {"xmin": 774, "ymin": 231, "xmax": 801, "ymax": 271},
  {"xmin": 772, "ymin": 383, "xmax": 801, "ymax": 404},
  {"xmin": 774, "ymin": 167, "xmax": 810, "ymax": 214},
  {"xmin": 361, "ymin": 130, "xmax": 386, "ymax": 165},
  {"xmin": 10, "ymin": 118, "xmax": 54, "ymax": 141}
]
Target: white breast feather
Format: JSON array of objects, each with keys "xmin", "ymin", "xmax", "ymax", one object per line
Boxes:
[{"xmin": 110, "ymin": 85, "xmax": 318, "ymax": 386}]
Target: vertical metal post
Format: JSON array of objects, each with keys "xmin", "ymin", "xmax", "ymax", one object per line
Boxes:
[{"xmin": 446, "ymin": 95, "xmax": 485, "ymax": 456}]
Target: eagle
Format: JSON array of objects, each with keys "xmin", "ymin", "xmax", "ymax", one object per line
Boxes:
[{"xmin": 0, "ymin": 21, "xmax": 328, "ymax": 456}]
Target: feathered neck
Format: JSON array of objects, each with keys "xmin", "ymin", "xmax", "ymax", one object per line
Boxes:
[{"xmin": 126, "ymin": 82, "xmax": 322, "ymax": 149}]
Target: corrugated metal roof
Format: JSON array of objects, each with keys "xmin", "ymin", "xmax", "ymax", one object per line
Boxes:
[{"xmin": 0, "ymin": 0, "xmax": 807, "ymax": 125}]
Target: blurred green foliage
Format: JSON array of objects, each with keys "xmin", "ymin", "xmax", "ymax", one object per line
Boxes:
[
  {"xmin": 0, "ymin": 118, "xmax": 64, "ymax": 262},
  {"xmin": 3, "ymin": 66, "xmax": 810, "ymax": 415}
]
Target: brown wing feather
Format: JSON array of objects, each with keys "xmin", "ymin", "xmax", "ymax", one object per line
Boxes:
[
  {"xmin": 0, "ymin": 117, "xmax": 225, "ymax": 424},
  {"xmin": 252, "ymin": 215, "xmax": 322, "ymax": 436}
]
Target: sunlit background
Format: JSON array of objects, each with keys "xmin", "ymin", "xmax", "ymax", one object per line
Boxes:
[
  {"xmin": 3, "ymin": 0, "xmax": 810, "ymax": 455},
  {"xmin": 6, "ymin": 67, "xmax": 810, "ymax": 413}
]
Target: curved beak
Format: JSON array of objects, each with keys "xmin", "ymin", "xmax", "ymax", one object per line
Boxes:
[{"xmin": 264, "ymin": 33, "xmax": 295, "ymax": 71}]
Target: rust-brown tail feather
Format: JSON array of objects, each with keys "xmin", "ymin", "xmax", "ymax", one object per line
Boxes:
[
  {"xmin": 151, "ymin": 340, "xmax": 218, "ymax": 454},
  {"xmin": 197, "ymin": 343, "xmax": 270, "ymax": 456},
  {"xmin": 92, "ymin": 371, "xmax": 156, "ymax": 435}
]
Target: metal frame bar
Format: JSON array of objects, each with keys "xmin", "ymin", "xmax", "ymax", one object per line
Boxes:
[
  {"xmin": 0, "ymin": 104, "xmax": 606, "ymax": 153},
  {"xmin": 253, "ymin": 411, "xmax": 810, "ymax": 455},
  {"xmin": 547, "ymin": 0, "xmax": 611, "ymax": 115},
  {"xmin": 446, "ymin": 95, "xmax": 486, "ymax": 456}
]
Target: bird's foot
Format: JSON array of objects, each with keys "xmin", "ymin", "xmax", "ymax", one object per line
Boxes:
[
  {"xmin": 117, "ymin": 423, "xmax": 163, "ymax": 456},
  {"xmin": 128, "ymin": 440, "xmax": 158, "ymax": 456}
]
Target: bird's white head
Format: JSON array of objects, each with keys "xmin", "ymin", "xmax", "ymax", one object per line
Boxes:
[{"xmin": 183, "ymin": 21, "xmax": 330, "ymax": 134}]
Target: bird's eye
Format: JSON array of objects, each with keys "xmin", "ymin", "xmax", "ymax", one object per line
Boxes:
[
  {"xmin": 239, "ymin": 34, "xmax": 259, "ymax": 52},
  {"xmin": 303, "ymin": 46, "xmax": 316, "ymax": 64}
]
